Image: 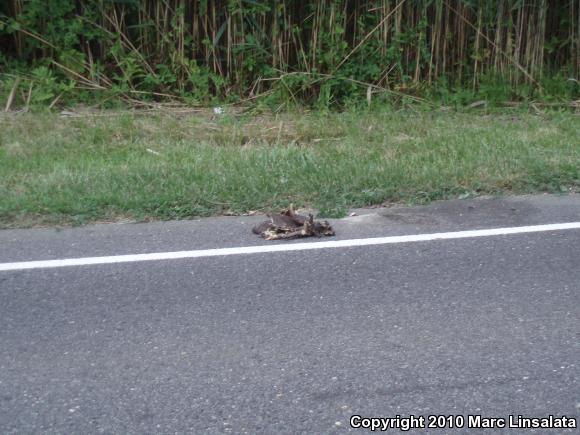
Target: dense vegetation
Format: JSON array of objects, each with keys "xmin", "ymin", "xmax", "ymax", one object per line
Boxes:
[{"xmin": 1, "ymin": 0, "xmax": 579, "ymax": 109}]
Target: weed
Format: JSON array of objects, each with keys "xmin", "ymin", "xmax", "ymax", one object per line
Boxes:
[{"xmin": 1, "ymin": 1, "xmax": 579, "ymax": 108}]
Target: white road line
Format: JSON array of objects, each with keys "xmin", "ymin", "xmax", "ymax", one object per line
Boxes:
[{"xmin": 1, "ymin": 222, "xmax": 580, "ymax": 272}]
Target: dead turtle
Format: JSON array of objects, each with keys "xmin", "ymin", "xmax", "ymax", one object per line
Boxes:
[{"xmin": 252, "ymin": 205, "xmax": 335, "ymax": 240}]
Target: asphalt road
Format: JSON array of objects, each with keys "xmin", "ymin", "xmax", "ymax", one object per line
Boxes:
[{"xmin": 1, "ymin": 194, "xmax": 579, "ymax": 434}]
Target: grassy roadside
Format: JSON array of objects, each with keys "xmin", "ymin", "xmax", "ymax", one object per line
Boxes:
[{"xmin": 0, "ymin": 108, "xmax": 579, "ymax": 228}]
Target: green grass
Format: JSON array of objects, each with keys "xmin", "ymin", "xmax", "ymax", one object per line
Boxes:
[{"xmin": 0, "ymin": 108, "xmax": 579, "ymax": 228}]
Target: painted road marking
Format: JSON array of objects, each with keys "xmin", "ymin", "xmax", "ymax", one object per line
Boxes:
[{"xmin": 1, "ymin": 222, "xmax": 579, "ymax": 272}]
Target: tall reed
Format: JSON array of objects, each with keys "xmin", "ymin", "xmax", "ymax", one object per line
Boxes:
[{"xmin": 1, "ymin": 0, "xmax": 578, "ymax": 102}]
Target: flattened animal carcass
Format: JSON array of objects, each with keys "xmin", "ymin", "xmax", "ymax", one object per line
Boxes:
[{"xmin": 252, "ymin": 206, "xmax": 334, "ymax": 240}]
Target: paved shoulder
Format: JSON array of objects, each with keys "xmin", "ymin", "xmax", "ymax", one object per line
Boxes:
[{"xmin": 1, "ymin": 193, "xmax": 579, "ymax": 263}]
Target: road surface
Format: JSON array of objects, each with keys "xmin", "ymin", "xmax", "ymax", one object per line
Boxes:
[{"xmin": 1, "ymin": 194, "xmax": 579, "ymax": 434}]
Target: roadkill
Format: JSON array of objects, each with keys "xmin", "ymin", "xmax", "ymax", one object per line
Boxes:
[{"xmin": 252, "ymin": 205, "xmax": 335, "ymax": 240}]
